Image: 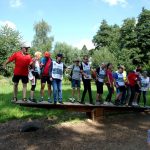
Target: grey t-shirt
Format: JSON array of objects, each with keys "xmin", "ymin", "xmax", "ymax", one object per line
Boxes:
[{"xmin": 71, "ymin": 65, "xmax": 81, "ymax": 80}]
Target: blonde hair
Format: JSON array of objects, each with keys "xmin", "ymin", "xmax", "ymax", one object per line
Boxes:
[{"xmin": 34, "ymin": 51, "xmax": 42, "ymax": 57}]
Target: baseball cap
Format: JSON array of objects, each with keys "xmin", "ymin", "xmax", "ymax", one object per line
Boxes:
[
  {"xmin": 21, "ymin": 43, "xmax": 30, "ymax": 48},
  {"xmin": 57, "ymin": 53, "xmax": 63, "ymax": 58}
]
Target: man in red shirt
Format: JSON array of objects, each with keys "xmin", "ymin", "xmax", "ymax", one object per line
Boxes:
[{"xmin": 3, "ymin": 43, "xmax": 32, "ymax": 102}]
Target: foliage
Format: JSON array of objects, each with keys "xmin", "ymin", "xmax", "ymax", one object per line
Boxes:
[
  {"xmin": 53, "ymin": 42, "xmax": 81, "ymax": 65},
  {"xmin": 80, "ymin": 45, "xmax": 89, "ymax": 57},
  {"xmin": 32, "ymin": 19, "xmax": 54, "ymax": 52},
  {"xmin": 92, "ymin": 8, "xmax": 150, "ymax": 70},
  {"xmin": 136, "ymin": 8, "xmax": 150, "ymax": 63},
  {"xmin": 0, "ymin": 25, "xmax": 22, "ymax": 75},
  {"xmin": 92, "ymin": 47, "xmax": 117, "ymax": 69}
]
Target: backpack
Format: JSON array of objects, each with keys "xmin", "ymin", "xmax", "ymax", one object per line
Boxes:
[{"xmin": 69, "ymin": 65, "xmax": 75, "ymax": 81}]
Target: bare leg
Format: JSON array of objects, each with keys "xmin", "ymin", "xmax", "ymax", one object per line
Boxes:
[
  {"xmin": 72, "ymin": 88, "xmax": 75, "ymax": 98},
  {"xmin": 40, "ymin": 83, "xmax": 46, "ymax": 97},
  {"xmin": 30, "ymin": 90, "xmax": 34, "ymax": 99},
  {"xmin": 96, "ymin": 93, "xmax": 100, "ymax": 101},
  {"xmin": 22, "ymin": 83, "xmax": 27, "ymax": 99},
  {"xmin": 77, "ymin": 88, "xmax": 80, "ymax": 100},
  {"xmin": 13, "ymin": 83, "xmax": 18, "ymax": 98}
]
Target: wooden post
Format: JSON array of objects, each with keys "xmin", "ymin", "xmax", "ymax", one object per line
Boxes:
[{"xmin": 86, "ymin": 108, "xmax": 105, "ymax": 121}]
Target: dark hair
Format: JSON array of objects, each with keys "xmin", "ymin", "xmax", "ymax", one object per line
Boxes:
[{"xmin": 107, "ymin": 63, "xmax": 112, "ymax": 69}]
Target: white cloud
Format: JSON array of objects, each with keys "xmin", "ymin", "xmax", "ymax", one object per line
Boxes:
[
  {"xmin": 0, "ymin": 20, "xmax": 16, "ymax": 29},
  {"xmin": 102, "ymin": 0, "xmax": 128, "ymax": 7},
  {"xmin": 73, "ymin": 39, "xmax": 95, "ymax": 50},
  {"xmin": 10, "ymin": 0, "xmax": 22, "ymax": 8}
]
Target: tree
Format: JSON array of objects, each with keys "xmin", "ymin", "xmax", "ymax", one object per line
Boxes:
[
  {"xmin": 92, "ymin": 20, "xmax": 112, "ymax": 49},
  {"xmin": 32, "ymin": 19, "xmax": 54, "ymax": 52},
  {"xmin": 119, "ymin": 18, "xmax": 142, "ymax": 65},
  {"xmin": 0, "ymin": 25, "xmax": 22, "ymax": 75},
  {"xmin": 92, "ymin": 47, "xmax": 117, "ymax": 69},
  {"xmin": 81, "ymin": 45, "xmax": 88, "ymax": 57},
  {"xmin": 136, "ymin": 8, "xmax": 150, "ymax": 63},
  {"xmin": 53, "ymin": 42, "xmax": 81, "ymax": 65}
]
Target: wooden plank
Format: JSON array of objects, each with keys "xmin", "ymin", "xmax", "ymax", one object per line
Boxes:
[{"xmin": 13, "ymin": 100, "xmax": 149, "ymax": 121}]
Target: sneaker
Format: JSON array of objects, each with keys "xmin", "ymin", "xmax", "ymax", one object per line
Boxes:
[
  {"xmin": 54, "ymin": 101, "xmax": 57, "ymax": 105},
  {"xmin": 48, "ymin": 98, "xmax": 52, "ymax": 103},
  {"xmin": 79, "ymin": 101, "xmax": 85, "ymax": 104},
  {"xmin": 39, "ymin": 97, "xmax": 44, "ymax": 102},
  {"xmin": 11, "ymin": 97, "xmax": 17, "ymax": 102},
  {"xmin": 69, "ymin": 97, "xmax": 75, "ymax": 103},
  {"xmin": 103, "ymin": 101, "xmax": 109, "ymax": 105},
  {"xmin": 58, "ymin": 101, "xmax": 64, "ymax": 104},
  {"xmin": 29, "ymin": 98, "xmax": 37, "ymax": 103},
  {"xmin": 108, "ymin": 102, "xmax": 114, "ymax": 106},
  {"xmin": 95, "ymin": 101, "xmax": 101, "ymax": 105},
  {"xmin": 90, "ymin": 102, "xmax": 95, "ymax": 105},
  {"xmin": 133, "ymin": 102, "xmax": 139, "ymax": 107}
]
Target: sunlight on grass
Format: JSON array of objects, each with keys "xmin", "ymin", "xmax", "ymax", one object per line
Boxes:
[{"xmin": 0, "ymin": 78, "xmax": 149, "ymax": 123}]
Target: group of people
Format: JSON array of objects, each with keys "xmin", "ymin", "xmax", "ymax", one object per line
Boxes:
[{"xmin": 3, "ymin": 44, "xmax": 150, "ymax": 107}]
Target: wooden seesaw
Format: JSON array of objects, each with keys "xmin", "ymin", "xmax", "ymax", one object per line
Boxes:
[{"xmin": 14, "ymin": 100, "xmax": 150, "ymax": 121}]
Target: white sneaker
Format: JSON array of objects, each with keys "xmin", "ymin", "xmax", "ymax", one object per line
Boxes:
[
  {"xmin": 108, "ymin": 102, "xmax": 114, "ymax": 106},
  {"xmin": 69, "ymin": 97, "xmax": 75, "ymax": 103},
  {"xmin": 95, "ymin": 101, "xmax": 101, "ymax": 105},
  {"xmin": 103, "ymin": 101, "xmax": 108, "ymax": 105}
]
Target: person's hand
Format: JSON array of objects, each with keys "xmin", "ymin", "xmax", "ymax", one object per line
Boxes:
[{"xmin": 50, "ymin": 77, "xmax": 53, "ymax": 81}]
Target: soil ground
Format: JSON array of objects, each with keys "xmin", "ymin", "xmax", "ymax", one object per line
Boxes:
[{"xmin": 0, "ymin": 112, "xmax": 150, "ymax": 150}]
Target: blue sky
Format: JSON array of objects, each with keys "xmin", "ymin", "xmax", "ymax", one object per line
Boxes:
[{"xmin": 0, "ymin": 0, "xmax": 150, "ymax": 49}]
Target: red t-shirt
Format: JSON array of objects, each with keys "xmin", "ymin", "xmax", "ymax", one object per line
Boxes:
[
  {"xmin": 42, "ymin": 58, "xmax": 51, "ymax": 76},
  {"xmin": 8, "ymin": 51, "xmax": 32, "ymax": 76},
  {"xmin": 128, "ymin": 72, "xmax": 138, "ymax": 86},
  {"xmin": 106, "ymin": 69, "xmax": 114, "ymax": 85}
]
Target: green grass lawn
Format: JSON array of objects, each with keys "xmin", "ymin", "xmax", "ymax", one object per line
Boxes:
[{"xmin": 0, "ymin": 77, "xmax": 150, "ymax": 123}]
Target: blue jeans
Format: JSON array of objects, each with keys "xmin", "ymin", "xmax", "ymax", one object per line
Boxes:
[{"xmin": 52, "ymin": 79, "xmax": 62, "ymax": 102}]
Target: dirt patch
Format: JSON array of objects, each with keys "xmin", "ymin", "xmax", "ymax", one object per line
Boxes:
[{"xmin": 0, "ymin": 112, "xmax": 150, "ymax": 150}]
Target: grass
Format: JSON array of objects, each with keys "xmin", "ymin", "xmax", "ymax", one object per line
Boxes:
[{"xmin": 0, "ymin": 76, "xmax": 150, "ymax": 123}]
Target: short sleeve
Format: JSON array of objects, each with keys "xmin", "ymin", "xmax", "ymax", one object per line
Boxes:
[
  {"xmin": 113, "ymin": 72, "xmax": 118, "ymax": 80},
  {"xmin": 8, "ymin": 52, "xmax": 17, "ymax": 62}
]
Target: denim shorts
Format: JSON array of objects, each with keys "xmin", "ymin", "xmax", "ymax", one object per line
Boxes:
[{"xmin": 71, "ymin": 79, "xmax": 80, "ymax": 88}]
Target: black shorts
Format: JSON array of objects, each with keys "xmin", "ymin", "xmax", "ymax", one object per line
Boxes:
[
  {"xmin": 32, "ymin": 71, "xmax": 40, "ymax": 79},
  {"xmin": 12, "ymin": 75, "xmax": 28, "ymax": 84},
  {"xmin": 135, "ymin": 84, "xmax": 140, "ymax": 93},
  {"xmin": 118, "ymin": 86, "xmax": 125, "ymax": 92},
  {"xmin": 96, "ymin": 81, "xmax": 104, "ymax": 94},
  {"xmin": 41, "ymin": 76, "xmax": 51, "ymax": 85}
]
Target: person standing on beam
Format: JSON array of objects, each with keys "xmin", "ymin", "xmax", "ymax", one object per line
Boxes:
[
  {"xmin": 50, "ymin": 53, "xmax": 66, "ymax": 104},
  {"xmin": 80, "ymin": 55, "xmax": 94, "ymax": 105},
  {"xmin": 3, "ymin": 43, "xmax": 32, "ymax": 102}
]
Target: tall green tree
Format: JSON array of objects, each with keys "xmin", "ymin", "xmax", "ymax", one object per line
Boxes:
[
  {"xmin": 92, "ymin": 47, "xmax": 117, "ymax": 69},
  {"xmin": 136, "ymin": 8, "xmax": 150, "ymax": 63},
  {"xmin": 119, "ymin": 18, "xmax": 143, "ymax": 65},
  {"xmin": 81, "ymin": 45, "xmax": 88, "ymax": 57},
  {"xmin": 0, "ymin": 25, "xmax": 22, "ymax": 75},
  {"xmin": 32, "ymin": 19, "xmax": 54, "ymax": 52},
  {"xmin": 92, "ymin": 20, "xmax": 112, "ymax": 49}
]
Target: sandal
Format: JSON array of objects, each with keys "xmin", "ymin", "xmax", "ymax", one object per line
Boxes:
[{"xmin": 22, "ymin": 98, "xmax": 27, "ymax": 102}]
